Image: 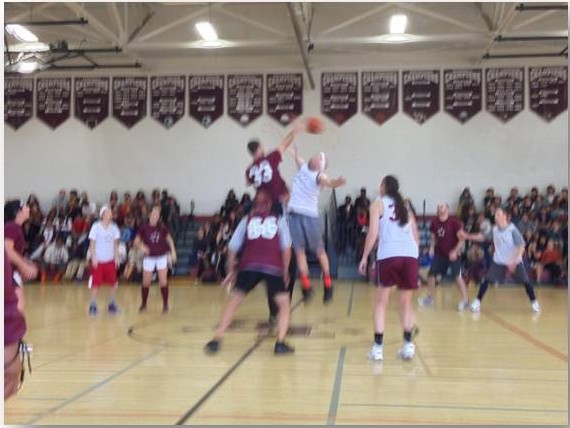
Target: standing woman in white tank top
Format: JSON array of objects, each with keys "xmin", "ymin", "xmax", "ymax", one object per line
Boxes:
[{"xmin": 358, "ymin": 175, "xmax": 420, "ymax": 361}]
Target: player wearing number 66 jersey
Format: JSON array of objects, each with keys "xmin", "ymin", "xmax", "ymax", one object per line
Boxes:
[
  {"xmin": 358, "ymin": 175, "xmax": 420, "ymax": 362},
  {"xmin": 205, "ymin": 190, "xmax": 295, "ymax": 355}
]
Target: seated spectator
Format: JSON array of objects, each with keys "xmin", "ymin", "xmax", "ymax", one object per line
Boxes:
[
  {"xmin": 54, "ymin": 189, "xmax": 68, "ymax": 216},
  {"xmin": 72, "ymin": 212, "xmax": 89, "ymax": 239},
  {"xmin": 516, "ymin": 212, "xmax": 536, "ymax": 236},
  {"xmin": 68, "ymin": 190, "xmax": 81, "ymax": 218},
  {"xmin": 109, "ymin": 191, "xmax": 119, "ymax": 219},
  {"xmin": 483, "ymin": 187, "xmax": 495, "ymax": 208},
  {"xmin": 507, "ymin": 187, "xmax": 522, "ymax": 207},
  {"xmin": 166, "ymin": 197, "xmax": 180, "ymax": 237},
  {"xmin": 510, "ymin": 205, "xmax": 522, "ymax": 225},
  {"xmin": 118, "ymin": 192, "xmax": 132, "ymax": 224},
  {"xmin": 355, "ymin": 206, "xmax": 369, "ymax": 260},
  {"xmin": 536, "ymin": 240, "xmax": 562, "ymax": 284},
  {"xmin": 240, "ymin": 193, "xmax": 252, "ymax": 214},
  {"xmin": 55, "ymin": 212, "xmax": 72, "ymax": 240},
  {"xmin": 546, "ymin": 184, "xmax": 556, "ymax": 204},
  {"xmin": 521, "ymin": 196, "xmax": 534, "ymax": 213},
  {"xmin": 151, "ymin": 188, "xmax": 161, "ymax": 207},
  {"xmin": 462, "ymin": 205, "xmax": 477, "ymax": 233},
  {"xmin": 120, "ymin": 215, "xmax": 136, "ymax": 245},
  {"xmin": 457, "ymin": 187, "xmax": 474, "ymax": 217},
  {"xmin": 63, "ymin": 238, "xmax": 88, "ymax": 282},
  {"xmin": 530, "ymin": 186, "xmax": 539, "ymax": 203},
  {"xmin": 337, "ymin": 195, "xmax": 355, "ymax": 251},
  {"xmin": 221, "ymin": 190, "xmax": 239, "ymax": 219},
  {"xmin": 30, "ymin": 217, "xmax": 56, "ymax": 261},
  {"xmin": 189, "ymin": 227, "xmax": 208, "ymax": 281},
  {"xmin": 354, "ymin": 187, "xmax": 370, "ymax": 211},
  {"xmin": 41, "ymin": 235, "xmax": 69, "ymax": 283}
]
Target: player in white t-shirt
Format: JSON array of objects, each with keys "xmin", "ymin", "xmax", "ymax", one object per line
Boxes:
[
  {"xmin": 87, "ymin": 206, "xmax": 121, "ymax": 315},
  {"xmin": 288, "ymin": 146, "xmax": 346, "ymax": 304},
  {"xmin": 359, "ymin": 175, "xmax": 420, "ymax": 361}
]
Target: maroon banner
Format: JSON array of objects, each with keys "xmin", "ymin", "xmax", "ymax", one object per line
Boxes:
[
  {"xmin": 361, "ymin": 71, "xmax": 398, "ymax": 126},
  {"xmin": 529, "ymin": 66, "xmax": 568, "ymax": 122},
  {"xmin": 227, "ymin": 74, "xmax": 263, "ymax": 126},
  {"xmin": 112, "ymin": 77, "xmax": 147, "ymax": 129},
  {"xmin": 485, "ymin": 68, "xmax": 524, "ymax": 123},
  {"xmin": 36, "ymin": 78, "xmax": 71, "ymax": 129},
  {"xmin": 150, "ymin": 76, "xmax": 185, "ymax": 129},
  {"xmin": 4, "ymin": 78, "xmax": 33, "ymax": 130},
  {"xmin": 189, "ymin": 75, "xmax": 224, "ymax": 128},
  {"xmin": 74, "ymin": 77, "xmax": 109, "ymax": 130},
  {"xmin": 321, "ymin": 72, "xmax": 358, "ymax": 126},
  {"xmin": 267, "ymin": 73, "xmax": 303, "ymax": 126},
  {"xmin": 403, "ymin": 70, "xmax": 440, "ymax": 125},
  {"xmin": 444, "ymin": 69, "xmax": 482, "ymax": 124}
]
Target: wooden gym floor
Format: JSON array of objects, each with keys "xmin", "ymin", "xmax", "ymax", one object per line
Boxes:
[{"xmin": 4, "ymin": 280, "xmax": 568, "ymax": 425}]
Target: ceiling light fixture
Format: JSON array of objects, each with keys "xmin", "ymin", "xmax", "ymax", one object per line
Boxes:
[
  {"xmin": 17, "ymin": 61, "xmax": 39, "ymax": 73},
  {"xmin": 195, "ymin": 21, "xmax": 218, "ymax": 42},
  {"xmin": 389, "ymin": 14, "xmax": 408, "ymax": 34},
  {"xmin": 5, "ymin": 24, "xmax": 39, "ymax": 42}
]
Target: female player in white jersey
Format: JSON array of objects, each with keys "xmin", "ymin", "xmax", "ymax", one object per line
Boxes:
[{"xmin": 358, "ymin": 175, "xmax": 420, "ymax": 361}]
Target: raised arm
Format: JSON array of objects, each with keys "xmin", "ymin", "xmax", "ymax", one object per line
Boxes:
[
  {"xmin": 289, "ymin": 144, "xmax": 305, "ymax": 169},
  {"xmin": 278, "ymin": 120, "xmax": 305, "ymax": 155},
  {"xmin": 318, "ymin": 173, "xmax": 346, "ymax": 189}
]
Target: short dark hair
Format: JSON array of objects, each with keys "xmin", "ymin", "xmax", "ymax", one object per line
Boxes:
[
  {"xmin": 247, "ymin": 140, "xmax": 260, "ymax": 155},
  {"xmin": 4, "ymin": 200, "xmax": 24, "ymax": 223}
]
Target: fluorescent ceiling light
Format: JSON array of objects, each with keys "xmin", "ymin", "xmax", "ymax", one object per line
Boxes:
[
  {"xmin": 389, "ymin": 14, "xmax": 408, "ymax": 34},
  {"xmin": 195, "ymin": 21, "xmax": 218, "ymax": 42},
  {"xmin": 18, "ymin": 61, "xmax": 39, "ymax": 73},
  {"xmin": 201, "ymin": 40, "xmax": 224, "ymax": 48},
  {"xmin": 6, "ymin": 24, "xmax": 39, "ymax": 42},
  {"xmin": 11, "ymin": 42, "xmax": 50, "ymax": 52}
]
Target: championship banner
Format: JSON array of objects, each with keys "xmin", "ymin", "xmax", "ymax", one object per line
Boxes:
[
  {"xmin": 402, "ymin": 70, "xmax": 440, "ymax": 124},
  {"xmin": 267, "ymin": 73, "xmax": 303, "ymax": 126},
  {"xmin": 443, "ymin": 69, "xmax": 482, "ymax": 124},
  {"xmin": 321, "ymin": 72, "xmax": 358, "ymax": 126},
  {"xmin": 361, "ymin": 71, "xmax": 398, "ymax": 126},
  {"xmin": 112, "ymin": 76, "xmax": 147, "ymax": 128},
  {"xmin": 529, "ymin": 66, "xmax": 568, "ymax": 122},
  {"xmin": 227, "ymin": 74, "xmax": 263, "ymax": 126},
  {"xmin": 485, "ymin": 68, "xmax": 524, "ymax": 123},
  {"xmin": 150, "ymin": 76, "xmax": 185, "ymax": 129},
  {"xmin": 36, "ymin": 77, "xmax": 71, "ymax": 129},
  {"xmin": 189, "ymin": 75, "xmax": 224, "ymax": 128},
  {"xmin": 5, "ymin": 78, "xmax": 33, "ymax": 130},
  {"xmin": 75, "ymin": 77, "xmax": 109, "ymax": 129}
]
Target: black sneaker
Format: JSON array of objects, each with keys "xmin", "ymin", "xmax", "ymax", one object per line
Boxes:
[
  {"xmin": 204, "ymin": 340, "xmax": 220, "ymax": 354},
  {"xmin": 274, "ymin": 341, "xmax": 295, "ymax": 355},
  {"xmin": 323, "ymin": 286, "xmax": 333, "ymax": 304},
  {"xmin": 302, "ymin": 288, "xmax": 314, "ymax": 303}
]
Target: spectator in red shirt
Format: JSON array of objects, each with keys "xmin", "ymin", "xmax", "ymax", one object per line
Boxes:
[
  {"xmin": 536, "ymin": 240, "xmax": 562, "ymax": 284},
  {"xmin": 418, "ymin": 203, "xmax": 469, "ymax": 310}
]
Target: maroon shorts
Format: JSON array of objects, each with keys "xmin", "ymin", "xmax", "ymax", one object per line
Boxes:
[
  {"xmin": 375, "ymin": 257, "xmax": 419, "ymax": 290},
  {"xmin": 90, "ymin": 261, "xmax": 117, "ymax": 288}
]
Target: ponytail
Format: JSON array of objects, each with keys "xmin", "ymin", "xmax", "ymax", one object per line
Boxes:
[{"xmin": 383, "ymin": 175, "xmax": 409, "ymax": 227}]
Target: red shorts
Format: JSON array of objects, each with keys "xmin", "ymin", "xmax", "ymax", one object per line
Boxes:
[
  {"xmin": 375, "ymin": 257, "xmax": 419, "ymax": 290},
  {"xmin": 90, "ymin": 261, "xmax": 117, "ymax": 288}
]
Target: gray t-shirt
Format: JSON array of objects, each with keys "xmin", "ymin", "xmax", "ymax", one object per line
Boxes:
[{"xmin": 492, "ymin": 223, "xmax": 525, "ymax": 265}]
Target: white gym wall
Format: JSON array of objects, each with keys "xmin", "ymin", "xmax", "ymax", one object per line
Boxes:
[{"xmin": 4, "ymin": 55, "xmax": 568, "ymax": 215}]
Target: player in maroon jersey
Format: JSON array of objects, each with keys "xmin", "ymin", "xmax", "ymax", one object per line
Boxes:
[
  {"xmin": 205, "ymin": 190, "xmax": 294, "ymax": 355},
  {"xmin": 134, "ymin": 205, "xmax": 177, "ymax": 313},
  {"xmin": 245, "ymin": 122, "xmax": 304, "ymax": 323}
]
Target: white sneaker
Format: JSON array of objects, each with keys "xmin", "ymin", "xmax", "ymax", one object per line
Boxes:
[
  {"xmin": 367, "ymin": 343, "xmax": 383, "ymax": 361},
  {"xmin": 531, "ymin": 300, "xmax": 541, "ymax": 313},
  {"xmin": 469, "ymin": 299, "xmax": 481, "ymax": 313},
  {"xmin": 418, "ymin": 295, "xmax": 434, "ymax": 307},
  {"xmin": 457, "ymin": 300, "xmax": 469, "ymax": 311},
  {"xmin": 398, "ymin": 342, "xmax": 415, "ymax": 360}
]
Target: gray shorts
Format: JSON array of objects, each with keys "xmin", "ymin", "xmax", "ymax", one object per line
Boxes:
[
  {"xmin": 486, "ymin": 261, "xmax": 530, "ymax": 284},
  {"xmin": 288, "ymin": 212, "xmax": 325, "ymax": 254}
]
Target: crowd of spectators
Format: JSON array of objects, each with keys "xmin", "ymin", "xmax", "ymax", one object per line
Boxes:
[
  {"xmin": 457, "ymin": 184, "xmax": 568, "ymax": 286},
  {"xmin": 188, "ymin": 190, "xmax": 252, "ymax": 283},
  {"xmin": 18, "ymin": 188, "xmax": 181, "ymax": 284}
]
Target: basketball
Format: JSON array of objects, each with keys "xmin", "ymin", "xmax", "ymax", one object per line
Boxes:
[{"xmin": 306, "ymin": 117, "xmax": 324, "ymax": 134}]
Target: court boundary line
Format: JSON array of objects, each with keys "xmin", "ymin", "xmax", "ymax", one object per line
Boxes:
[
  {"xmin": 342, "ymin": 402, "xmax": 568, "ymax": 413},
  {"xmin": 327, "ymin": 346, "xmax": 346, "ymax": 426},
  {"xmin": 346, "ymin": 281, "xmax": 355, "ymax": 317},
  {"xmin": 24, "ymin": 348, "xmax": 163, "ymax": 425},
  {"xmin": 175, "ymin": 297, "xmax": 305, "ymax": 425},
  {"xmin": 483, "ymin": 310, "xmax": 568, "ymax": 362}
]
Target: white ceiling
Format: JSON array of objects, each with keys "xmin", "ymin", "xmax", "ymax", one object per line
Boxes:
[{"xmin": 4, "ymin": 2, "xmax": 568, "ymax": 74}]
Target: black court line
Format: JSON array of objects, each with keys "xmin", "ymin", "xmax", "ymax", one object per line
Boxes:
[
  {"xmin": 25, "ymin": 348, "xmax": 163, "ymax": 425},
  {"xmin": 327, "ymin": 346, "xmax": 346, "ymax": 426},
  {"xmin": 175, "ymin": 298, "xmax": 305, "ymax": 425},
  {"xmin": 346, "ymin": 282, "xmax": 355, "ymax": 317}
]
